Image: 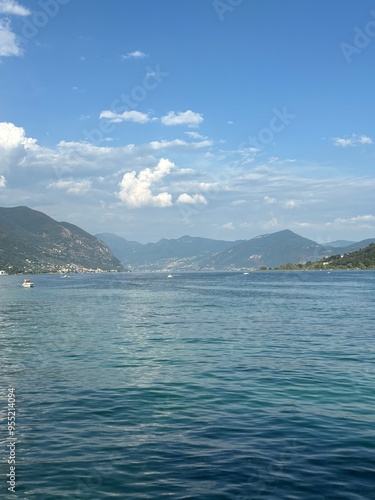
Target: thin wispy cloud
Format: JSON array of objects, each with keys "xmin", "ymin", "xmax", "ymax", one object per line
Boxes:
[
  {"xmin": 121, "ymin": 50, "xmax": 148, "ymax": 60},
  {"xmin": 149, "ymin": 139, "xmax": 212, "ymax": 150},
  {"xmin": 48, "ymin": 180, "xmax": 92, "ymax": 195},
  {"xmin": 0, "ymin": 1, "xmax": 30, "ymax": 57},
  {"xmin": 0, "ymin": 18, "xmax": 22, "ymax": 56},
  {"xmin": 99, "ymin": 110, "xmax": 152, "ymax": 124},
  {"xmin": 333, "ymin": 134, "xmax": 373, "ymax": 147},
  {"xmin": 334, "ymin": 215, "xmax": 375, "ymax": 225}
]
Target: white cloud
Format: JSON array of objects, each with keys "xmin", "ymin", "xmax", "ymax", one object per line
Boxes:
[
  {"xmin": 0, "ymin": 0, "xmax": 30, "ymax": 16},
  {"xmin": 121, "ymin": 50, "xmax": 148, "ymax": 59},
  {"xmin": 99, "ymin": 110, "xmax": 151, "ymax": 124},
  {"xmin": 334, "ymin": 215, "xmax": 375, "ymax": 225},
  {"xmin": 0, "ymin": 174, "xmax": 6, "ymax": 188},
  {"xmin": 283, "ymin": 199, "xmax": 300, "ymax": 208},
  {"xmin": 149, "ymin": 139, "xmax": 212, "ymax": 150},
  {"xmin": 176, "ymin": 193, "xmax": 207, "ymax": 205},
  {"xmin": 48, "ymin": 180, "xmax": 92, "ymax": 195},
  {"xmin": 185, "ymin": 131, "xmax": 207, "ymax": 140},
  {"xmin": 0, "ymin": 122, "xmax": 37, "ymax": 149},
  {"xmin": 0, "ymin": 18, "xmax": 21, "ymax": 56},
  {"xmin": 333, "ymin": 134, "xmax": 373, "ymax": 147},
  {"xmin": 223, "ymin": 222, "xmax": 235, "ymax": 230},
  {"xmin": 264, "ymin": 195, "xmax": 277, "ymax": 205},
  {"xmin": 358, "ymin": 135, "xmax": 373, "ymax": 145},
  {"xmin": 161, "ymin": 110, "xmax": 204, "ymax": 127},
  {"xmin": 0, "ymin": 2, "xmax": 30, "ymax": 58},
  {"xmin": 232, "ymin": 199, "xmax": 246, "ymax": 206},
  {"xmin": 118, "ymin": 158, "xmax": 174, "ymax": 208}
]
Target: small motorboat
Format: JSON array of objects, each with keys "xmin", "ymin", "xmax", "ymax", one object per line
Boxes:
[
  {"xmin": 22, "ymin": 278, "xmax": 34, "ymax": 288},
  {"xmin": 167, "ymin": 274, "xmax": 173, "ymax": 278}
]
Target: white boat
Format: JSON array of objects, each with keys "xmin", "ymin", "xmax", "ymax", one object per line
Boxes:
[
  {"xmin": 167, "ymin": 274, "xmax": 173, "ymax": 278},
  {"xmin": 0, "ymin": 270, "xmax": 7, "ymax": 276},
  {"xmin": 243, "ymin": 272, "xmax": 249, "ymax": 275},
  {"xmin": 22, "ymin": 278, "xmax": 34, "ymax": 288}
]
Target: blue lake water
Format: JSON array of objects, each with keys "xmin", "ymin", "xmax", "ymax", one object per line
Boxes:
[{"xmin": 0, "ymin": 271, "xmax": 374, "ymax": 499}]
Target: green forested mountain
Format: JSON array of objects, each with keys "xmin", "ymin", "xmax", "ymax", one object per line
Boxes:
[
  {"xmin": 277, "ymin": 243, "xmax": 375, "ymax": 270},
  {"xmin": 0, "ymin": 206, "xmax": 124, "ymax": 274}
]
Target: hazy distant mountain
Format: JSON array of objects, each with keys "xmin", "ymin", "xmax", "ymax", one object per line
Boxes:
[
  {"xmin": 96, "ymin": 233, "xmax": 143, "ymax": 264},
  {"xmin": 0, "ymin": 206, "xmax": 124, "ymax": 273},
  {"xmin": 96, "ymin": 233, "xmax": 242, "ymax": 270},
  {"xmin": 325, "ymin": 240, "xmax": 356, "ymax": 248},
  {"xmin": 99, "ymin": 229, "xmax": 343, "ymax": 271},
  {"xmin": 338, "ymin": 238, "xmax": 375, "ymax": 253},
  {"xmin": 203, "ymin": 229, "xmax": 330, "ymax": 269}
]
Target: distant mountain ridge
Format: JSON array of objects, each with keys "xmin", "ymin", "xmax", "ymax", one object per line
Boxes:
[
  {"xmin": 0, "ymin": 206, "xmax": 124, "ymax": 273},
  {"xmin": 97, "ymin": 230, "xmax": 374, "ymax": 271},
  {"xmin": 1, "ymin": 206, "xmax": 372, "ymax": 273}
]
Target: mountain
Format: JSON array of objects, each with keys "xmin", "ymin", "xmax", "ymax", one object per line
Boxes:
[
  {"xmin": 96, "ymin": 233, "xmax": 242, "ymax": 271},
  {"xmin": 99, "ymin": 230, "xmax": 342, "ymax": 271},
  {"xmin": 95, "ymin": 233, "xmax": 143, "ymax": 264},
  {"xmin": 202, "ymin": 230, "xmax": 330, "ymax": 270},
  {"xmin": 337, "ymin": 238, "xmax": 375, "ymax": 253},
  {"xmin": 0, "ymin": 206, "xmax": 124, "ymax": 274},
  {"xmin": 278, "ymin": 242, "xmax": 375, "ymax": 270},
  {"xmin": 324, "ymin": 240, "xmax": 356, "ymax": 248}
]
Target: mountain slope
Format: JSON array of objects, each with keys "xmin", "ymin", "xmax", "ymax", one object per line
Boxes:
[
  {"xmin": 278, "ymin": 242, "xmax": 375, "ymax": 270},
  {"xmin": 99, "ymin": 230, "xmax": 340, "ymax": 271},
  {"xmin": 97, "ymin": 233, "xmax": 242, "ymax": 270},
  {"xmin": 338, "ymin": 238, "xmax": 375, "ymax": 253},
  {"xmin": 204, "ymin": 230, "xmax": 329, "ymax": 269},
  {"xmin": 0, "ymin": 207, "xmax": 124, "ymax": 273}
]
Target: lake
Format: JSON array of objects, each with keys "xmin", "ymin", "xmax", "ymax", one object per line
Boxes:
[{"xmin": 0, "ymin": 271, "xmax": 374, "ymax": 499}]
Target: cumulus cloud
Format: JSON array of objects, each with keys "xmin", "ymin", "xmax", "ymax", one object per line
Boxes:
[
  {"xmin": 0, "ymin": 122, "xmax": 37, "ymax": 149},
  {"xmin": 333, "ymin": 134, "xmax": 373, "ymax": 147},
  {"xmin": 223, "ymin": 222, "xmax": 235, "ymax": 230},
  {"xmin": 99, "ymin": 110, "xmax": 152, "ymax": 124},
  {"xmin": 176, "ymin": 193, "xmax": 207, "ymax": 205},
  {"xmin": 0, "ymin": 122, "xmax": 39, "ymax": 175},
  {"xmin": 0, "ymin": 174, "xmax": 6, "ymax": 188},
  {"xmin": 121, "ymin": 50, "xmax": 148, "ymax": 59},
  {"xmin": 0, "ymin": 0, "xmax": 30, "ymax": 16},
  {"xmin": 48, "ymin": 180, "xmax": 92, "ymax": 195},
  {"xmin": 118, "ymin": 158, "xmax": 174, "ymax": 208},
  {"xmin": 161, "ymin": 110, "xmax": 204, "ymax": 127}
]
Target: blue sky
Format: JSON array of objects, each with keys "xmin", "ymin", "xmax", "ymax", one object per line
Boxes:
[{"xmin": 0, "ymin": 0, "xmax": 374, "ymax": 243}]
